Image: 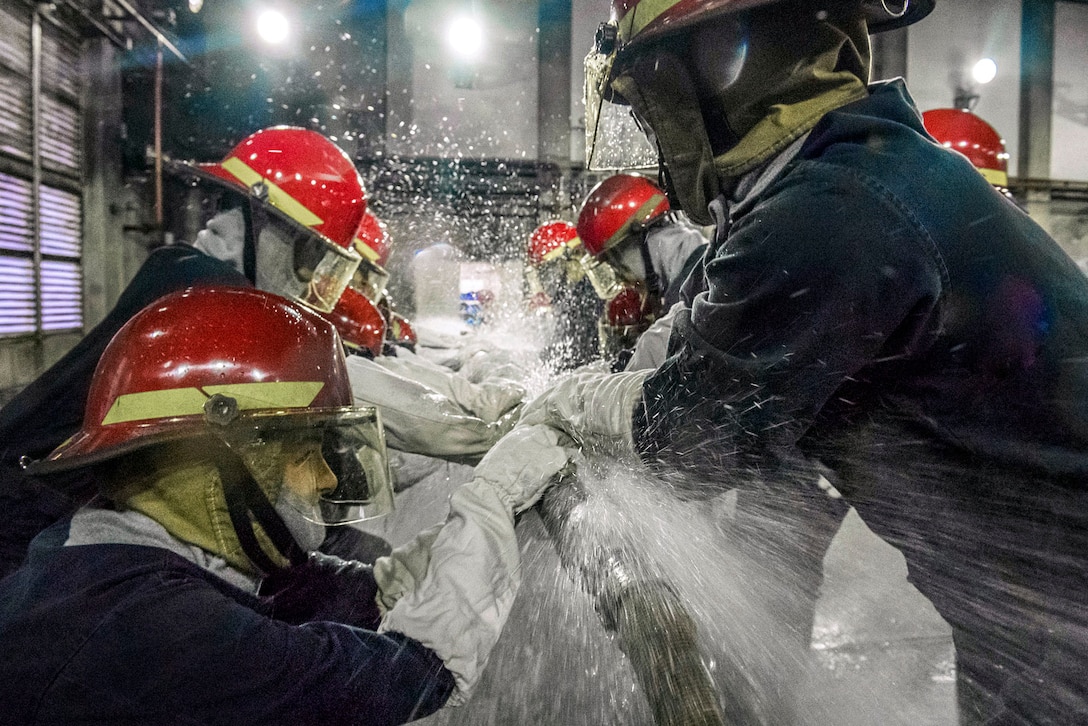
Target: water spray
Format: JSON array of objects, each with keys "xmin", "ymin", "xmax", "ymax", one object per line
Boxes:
[{"xmin": 536, "ymin": 472, "xmax": 727, "ymax": 726}]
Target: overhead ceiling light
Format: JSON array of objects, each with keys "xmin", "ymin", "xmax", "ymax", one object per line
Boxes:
[
  {"xmin": 447, "ymin": 16, "xmax": 484, "ymax": 61},
  {"xmin": 257, "ymin": 9, "xmax": 290, "ymax": 45},
  {"xmin": 972, "ymin": 58, "xmax": 997, "ymax": 85},
  {"xmin": 188, "ymin": 0, "xmax": 203, "ymax": 13}
]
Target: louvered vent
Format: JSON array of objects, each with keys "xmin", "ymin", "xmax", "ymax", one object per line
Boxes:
[{"xmin": 0, "ymin": 6, "xmax": 83, "ymax": 337}]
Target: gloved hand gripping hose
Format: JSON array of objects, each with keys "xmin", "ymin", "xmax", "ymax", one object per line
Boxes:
[{"xmin": 535, "ymin": 473, "xmax": 727, "ymax": 726}]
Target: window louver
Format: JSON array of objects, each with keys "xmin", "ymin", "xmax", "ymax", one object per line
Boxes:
[{"xmin": 0, "ymin": 6, "xmax": 83, "ymax": 338}]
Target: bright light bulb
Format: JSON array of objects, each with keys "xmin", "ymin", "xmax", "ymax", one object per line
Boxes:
[
  {"xmin": 972, "ymin": 58, "xmax": 997, "ymax": 85},
  {"xmin": 447, "ymin": 16, "xmax": 484, "ymax": 60},
  {"xmin": 257, "ymin": 10, "xmax": 290, "ymax": 45},
  {"xmin": 188, "ymin": 0, "xmax": 203, "ymax": 12}
]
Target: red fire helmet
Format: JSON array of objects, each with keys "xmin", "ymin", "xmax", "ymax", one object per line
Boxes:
[
  {"xmin": 527, "ymin": 221, "xmax": 581, "ymax": 266},
  {"xmin": 922, "ymin": 108, "xmax": 1010, "ymax": 188},
  {"xmin": 387, "ymin": 310, "xmax": 417, "ymax": 347},
  {"xmin": 354, "ymin": 210, "xmax": 391, "ymax": 267},
  {"xmin": 32, "ymin": 286, "xmax": 354, "ymax": 473},
  {"xmin": 606, "ymin": 285, "xmax": 648, "ymax": 326},
  {"xmin": 321, "ymin": 287, "xmax": 387, "ymax": 358},
  {"xmin": 196, "ymin": 126, "xmax": 367, "ymax": 251},
  {"xmin": 608, "ymin": 0, "xmax": 935, "ymax": 54},
  {"xmin": 577, "ymin": 174, "xmax": 669, "ymax": 258}
]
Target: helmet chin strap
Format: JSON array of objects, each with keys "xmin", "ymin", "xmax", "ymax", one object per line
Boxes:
[
  {"xmin": 240, "ymin": 200, "xmax": 262, "ymax": 284},
  {"xmin": 210, "ymin": 440, "xmax": 307, "ymax": 576},
  {"xmin": 637, "ymin": 231, "xmax": 664, "ymax": 303}
]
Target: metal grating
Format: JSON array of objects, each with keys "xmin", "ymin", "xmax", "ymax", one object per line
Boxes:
[
  {"xmin": 41, "ymin": 258, "xmax": 81, "ymax": 331},
  {"xmin": 0, "ymin": 4, "xmax": 31, "ymax": 76},
  {"xmin": 40, "ymin": 26, "xmax": 81, "ymax": 100},
  {"xmin": 40, "ymin": 94, "xmax": 82, "ymax": 173},
  {"xmin": 0, "ymin": 255, "xmax": 35, "ymax": 335},
  {"xmin": 0, "ymin": 67, "xmax": 31, "ymax": 162},
  {"xmin": 40, "ymin": 184, "xmax": 81, "ymax": 258},
  {"xmin": 0, "ymin": 172, "xmax": 33, "ymax": 253}
]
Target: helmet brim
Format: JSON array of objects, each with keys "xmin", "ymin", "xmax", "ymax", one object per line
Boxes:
[
  {"xmin": 619, "ymin": 0, "xmax": 935, "ymax": 54},
  {"xmin": 164, "ymin": 159, "xmax": 349, "ymax": 255},
  {"xmin": 867, "ymin": 0, "xmax": 934, "ymax": 32},
  {"xmin": 26, "ymin": 406, "xmax": 376, "ymax": 476}
]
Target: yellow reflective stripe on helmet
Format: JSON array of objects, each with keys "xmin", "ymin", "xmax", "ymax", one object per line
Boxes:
[
  {"xmin": 101, "ymin": 388, "xmax": 210, "ymax": 426},
  {"xmin": 617, "ymin": 0, "xmax": 675, "ymax": 42},
  {"xmin": 979, "ymin": 167, "xmax": 1009, "ymax": 187},
  {"xmin": 100, "ymin": 381, "xmax": 326, "ymax": 425},
  {"xmin": 203, "ymin": 382, "xmax": 325, "ymax": 410},
  {"xmin": 540, "ymin": 245, "xmax": 568, "ymax": 263},
  {"xmin": 220, "ymin": 157, "xmax": 324, "ymax": 229},
  {"xmin": 604, "ymin": 192, "xmax": 666, "ymax": 251},
  {"xmin": 353, "ymin": 239, "xmax": 381, "ymax": 262}
]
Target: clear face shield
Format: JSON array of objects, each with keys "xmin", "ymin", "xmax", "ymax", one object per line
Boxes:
[
  {"xmin": 204, "ymin": 399, "xmax": 394, "ymax": 527},
  {"xmin": 293, "ymin": 235, "xmax": 364, "ymax": 314},
  {"xmin": 350, "ymin": 258, "xmax": 392, "ymax": 304},
  {"xmin": 583, "ymin": 24, "xmax": 659, "ymax": 172},
  {"xmin": 580, "ymin": 239, "xmax": 648, "ymax": 300},
  {"xmin": 581, "ymin": 253, "xmax": 626, "ymax": 300}
]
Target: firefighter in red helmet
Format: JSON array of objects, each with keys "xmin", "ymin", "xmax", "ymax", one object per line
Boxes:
[
  {"xmin": 516, "ymin": 0, "xmax": 1088, "ymax": 721},
  {"xmin": 0, "ymin": 126, "xmax": 371, "ymax": 575},
  {"xmin": 922, "ymin": 107, "xmax": 1015, "ymax": 201},
  {"xmin": 524, "ymin": 220, "xmax": 605, "ymax": 371},
  {"xmin": 0, "ymin": 286, "xmax": 576, "ymax": 724}
]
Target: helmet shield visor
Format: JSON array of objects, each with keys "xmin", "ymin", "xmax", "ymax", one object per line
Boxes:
[
  {"xmin": 210, "ymin": 406, "xmax": 394, "ymax": 526},
  {"xmin": 580, "ymin": 254, "xmax": 626, "ymax": 300},
  {"xmin": 350, "ymin": 259, "xmax": 392, "ymax": 304},
  {"xmin": 295, "ymin": 240, "xmax": 362, "ymax": 314},
  {"xmin": 584, "ymin": 41, "xmax": 659, "ymax": 171}
]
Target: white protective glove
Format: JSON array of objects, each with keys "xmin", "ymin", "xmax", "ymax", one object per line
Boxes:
[
  {"xmin": 375, "ymin": 353, "xmax": 525, "ymax": 424},
  {"xmin": 625, "ymin": 302, "xmax": 683, "ymax": 372},
  {"xmin": 374, "ymin": 424, "xmax": 580, "ymax": 704},
  {"xmin": 518, "ymin": 369, "xmax": 650, "ymax": 457},
  {"xmin": 346, "ymin": 355, "xmax": 518, "ymax": 459}
]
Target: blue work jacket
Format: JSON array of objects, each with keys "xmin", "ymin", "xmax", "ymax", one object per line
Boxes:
[
  {"xmin": 0, "ymin": 521, "xmax": 453, "ymax": 725},
  {"xmin": 636, "ymin": 80, "xmax": 1088, "ymax": 723}
]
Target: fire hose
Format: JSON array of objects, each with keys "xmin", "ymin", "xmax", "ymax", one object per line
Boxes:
[{"xmin": 536, "ymin": 472, "xmax": 727, "ymax": 726}]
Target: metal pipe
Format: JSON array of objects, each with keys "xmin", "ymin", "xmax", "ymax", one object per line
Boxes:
[
  {"xmin": 57, "ymin": 0, "xmax": 127, "ymax": 49},
  {"xmin": 154, "ymin": 42, "xmax": 163, "ymax": 231},
  {"xmin": 110, "ymin": 0, "xmax": 189, "ymax": 66},
  {"xmin": 537, "ymin": 475, "xmax": 727, "ymax": 726},
  {"xmin": 30, "ymin": 6, "xmax": 43, "ymax": 341}
]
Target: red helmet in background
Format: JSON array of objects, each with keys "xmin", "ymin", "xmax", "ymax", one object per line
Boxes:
[
  {"xmin": 350, "ymin": 211, "xmax": 392, "ymax": 303},
  {"xmin": 577, "ymin": 174, "xmax": 669, "ymax": 299},
  {"xmin": 197, "ymin": 126, "xmax": 367, "ymax": 251},
  {"xmin": 598, "ymin": 285, "xmax": 658, "ymax": 358},
  {"xmin": 922, "ymin": 108, "xmax": 1010, "ymax": 188},
  {"xmin": 321, "ymin": 287, "xmax": 387, "ymax": 358},
  {"xmin": 387, "ymin": 310, "xmax": 417, "ymax": 348},
  {"xmin": 578, "ymin": 174, "xmax": 669, "ymax": 258},
  {"xmin": 32, "ymin": 286, "xmax": 358, "ymax": 472},
  {"xmin": 527, "ymin": 221, "xmax": 581, "ymax": 266},
  {"xmin": 176, "ymin": 127, "xmax": 367, "ymax": 314},
  {"xmin": 354, "ymin": 210, "xmax": 390, "ymax": 267}
]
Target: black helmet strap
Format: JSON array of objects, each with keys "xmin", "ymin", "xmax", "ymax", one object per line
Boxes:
[{"xmin": 211, "ymin": 440, "xmax": 307, "ymax": 576}]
